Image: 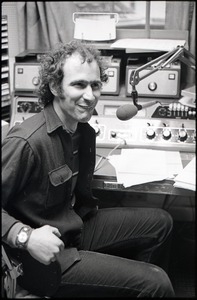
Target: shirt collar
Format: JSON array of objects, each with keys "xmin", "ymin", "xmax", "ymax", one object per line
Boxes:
[
  {"xmin": 43, "ymin": 101, "xmax": 90, "ymax": 135},
  {"xmin": 43, "ymin": 102, "xmax": 64, "ymax": 134}
]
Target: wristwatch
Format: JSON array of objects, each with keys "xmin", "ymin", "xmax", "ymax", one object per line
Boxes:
[{"xmin": 16, "ymin": 226, "xmax": 33, "ymax": 249}]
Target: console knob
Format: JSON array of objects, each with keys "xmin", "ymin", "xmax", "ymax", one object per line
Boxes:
[
  {"xmin": 148, "ymin": 82, "xmax": 157, "ymax": 91},
  {"xmin": 32, "ymin": 76, "xmax": 40, "ymax": 86},
  {"xmin": 162, "ymin": 128, "xmax": 172, "ymax": 140},
  {"xmin": 179, "ymin": 129, "xmax": 188, "ymax": 141},
  {"xmin": 111, "ymin": 131, "xmax": 117, "ymax": 138},
  {"xmin": 146, "ymin": 128, "xmax": 155, "ymax": 139}
]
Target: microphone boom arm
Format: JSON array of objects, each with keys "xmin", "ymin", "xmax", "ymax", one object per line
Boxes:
[{"xmin": 129, "ymin": 45, "xmax": 196, "ymax": 109}]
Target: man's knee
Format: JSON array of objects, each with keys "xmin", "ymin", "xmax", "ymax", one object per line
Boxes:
[
  {"xmin": 155, "ymin": 208, "xmax": 173, "ymax": 239},
  {"xmin": 144, "ymin": 265, "xmax": 175, "ymax": 297},
  {"xmin": 161, "ymin": 209, "xmax": 173, "ymax": 229}
]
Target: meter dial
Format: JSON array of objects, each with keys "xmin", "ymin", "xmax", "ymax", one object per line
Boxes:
[{"xmin": 18, "ymin": 101, "xmax": 32, "ymax": 113}]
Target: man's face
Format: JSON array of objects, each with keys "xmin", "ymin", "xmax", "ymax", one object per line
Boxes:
[{"xmin": 55, "ymin": 53, "xmax": 101, "ymax": 126}]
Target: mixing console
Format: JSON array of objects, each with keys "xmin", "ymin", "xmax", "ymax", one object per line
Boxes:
[{"xmin": 89, "ymin": 115, "xmax": 195, "ymax": 152}]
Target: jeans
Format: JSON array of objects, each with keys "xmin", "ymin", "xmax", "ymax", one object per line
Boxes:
[{"xmin": 54, "ymin": 207, "xmax": 175, "ymax": 297}]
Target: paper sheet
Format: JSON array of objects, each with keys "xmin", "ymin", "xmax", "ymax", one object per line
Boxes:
[
  {"xmin": 173, "ymin": 156, "xmax": 196, "ymax": 191},
  {"xmin": 108, "ymin": 149, "xmax": 183, "ymax": 188},
  {"xmin": 110, "ymin": 39, "xmax": 186, "ymax": 52},
  {"xmin": 74, "ymin": 18, "xmax": 116, "ymax": 41},
  {"xmin": 179, "ymin": 96, "xmax": 195, "ymax": 108}
]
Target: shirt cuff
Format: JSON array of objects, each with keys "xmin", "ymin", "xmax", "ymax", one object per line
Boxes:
[{"xmin": 3, "ymin": 222, "xmax": 26, "ymax": 248}]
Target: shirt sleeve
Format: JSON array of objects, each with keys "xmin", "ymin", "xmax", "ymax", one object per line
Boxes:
[
  {"xmin": 2, "ymin": 220, "xmax": 25, "ymax": 247},
  {"xmin": 2, "ymin": 136, "xmax": 35, "ymax": 236}
]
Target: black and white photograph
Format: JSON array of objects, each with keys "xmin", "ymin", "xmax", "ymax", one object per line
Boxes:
[{"xmin": 1, "ymin": 1, "xmax": 195, "ymax": 298}]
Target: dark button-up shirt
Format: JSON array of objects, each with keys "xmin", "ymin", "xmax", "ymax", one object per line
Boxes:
[{"xmin": 2, "ymin": 102, "xmax": 98, "ymax": 273}]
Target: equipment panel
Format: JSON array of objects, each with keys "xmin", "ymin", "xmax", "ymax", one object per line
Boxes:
[
  {"xmin": 125, "ymin": 62, "xmax": 181, "ymax": 98},
  {"xmin": 89, "ymin": 115, "xmax": 195, "ymax": 152},
  {"xmin": 10, "ymin": 96, "xmax": 43, "ymax": 128},
  {"xmin": 14, "ymin": 63, "xmax": 41, "ymax": 92}
]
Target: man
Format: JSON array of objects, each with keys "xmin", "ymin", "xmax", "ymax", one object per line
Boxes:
[{"xmin": 2, "ymin": 40, "xmax": 175, "ymax": 297}]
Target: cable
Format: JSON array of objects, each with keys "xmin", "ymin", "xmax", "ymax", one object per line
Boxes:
[{"xmin": 94, "ymin": 138, "xmax": 126, "ymax": 172}]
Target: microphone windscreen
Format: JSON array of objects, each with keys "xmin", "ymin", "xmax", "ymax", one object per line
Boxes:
[{"xmin": 116, "ymin": 104, "xmax": 138, "ymax": 121}]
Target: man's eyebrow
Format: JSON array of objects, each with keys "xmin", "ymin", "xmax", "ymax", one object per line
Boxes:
[
  {"xmin": 70, "ymin": 80, "xmax": 102, "ymax": 85},
  {"xmin": 70, "ymin": 80, "xmax": 87, "ymax": 85}
]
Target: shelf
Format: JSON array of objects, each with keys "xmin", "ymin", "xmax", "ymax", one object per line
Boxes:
[{"xmin": 1, "ymin": 15, "xmax": 11, "ymax": 122}]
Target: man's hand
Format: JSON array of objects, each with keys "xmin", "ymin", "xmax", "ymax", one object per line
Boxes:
[{"xmin": 27, "ymin": 225, "xmax": 65, "ymax": 265}]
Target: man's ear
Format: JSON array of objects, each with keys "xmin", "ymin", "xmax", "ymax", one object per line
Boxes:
[{"xmin": 49, "ymin": 81, "xmax": 58, "ymax": 96}]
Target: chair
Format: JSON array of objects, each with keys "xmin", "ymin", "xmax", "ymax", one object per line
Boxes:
[{"xmin": 2, "ymin": 245, "xmax": 46, "ymax": 298}]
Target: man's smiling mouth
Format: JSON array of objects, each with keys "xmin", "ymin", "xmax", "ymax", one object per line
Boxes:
[{"xmin": 78, "ymin": 104, "xmax": 94, "ymax": 110}]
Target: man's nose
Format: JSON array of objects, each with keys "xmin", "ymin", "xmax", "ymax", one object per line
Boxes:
[{"xmin": 83, "ymin": 85, "xmax": 95, "ymax": 101}]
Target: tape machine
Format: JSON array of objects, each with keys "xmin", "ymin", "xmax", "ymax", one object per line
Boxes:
[
  {"xmin": 14, "ymin": 63, "xmax": 40, "ymax": 92},
  {"xmin": 14, "ymin": 58, "xmax": 121, "ymax": 96},
  {"xmin": 125, "ymin": 62, "xmax": 181, "ymax": 98}
]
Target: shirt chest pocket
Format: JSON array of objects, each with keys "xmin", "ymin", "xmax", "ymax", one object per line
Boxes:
[{"xmin": 47, "ymin": 164, "xmax": 72, "ymax": 208}]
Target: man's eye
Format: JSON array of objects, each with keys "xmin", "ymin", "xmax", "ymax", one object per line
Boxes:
[
  {"xmin": 74, "ymin": 83, "xmax": 86, "ymax": 89},
  {"xmin": 72, "ymin": 81, "xmax": 102, "ymax": 90},
  {"xmin": 91, "ymin": 82, "xmax": 102, "ymax": 90}
]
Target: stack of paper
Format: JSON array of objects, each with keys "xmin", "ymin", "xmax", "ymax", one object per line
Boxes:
[
  {"xmin": 108, "ymin": 149, "xmax": 183, "ymax": 188},
  {"xmin": 173, "ymin": 157, "xmax": 196, "ymax": 191},
  {"xmin": 110, "ymin": 39, "xmax": 187, "ymax": 52}
]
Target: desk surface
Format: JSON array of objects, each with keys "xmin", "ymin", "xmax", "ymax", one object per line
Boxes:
[{"xmin": 92, "ymin": 148, "xmax": 195, "ymax": 197}]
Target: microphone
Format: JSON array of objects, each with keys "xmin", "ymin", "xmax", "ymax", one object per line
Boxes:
[
  {"xmin": 116, "ymin": 101, "xmax": 160, "ymax": 121},
  {"xmin": 116, "ymin": 104, "xmax": 138, "ymax": 121}
]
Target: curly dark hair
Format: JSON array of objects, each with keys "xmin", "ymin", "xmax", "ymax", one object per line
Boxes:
[{"xmin": 36, "ymin": 40, "xmax": 108, "ymax": 106}]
